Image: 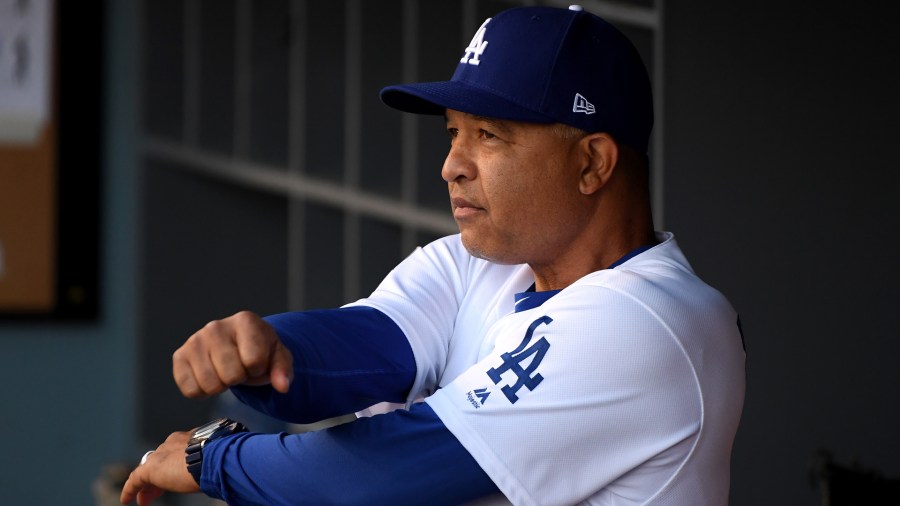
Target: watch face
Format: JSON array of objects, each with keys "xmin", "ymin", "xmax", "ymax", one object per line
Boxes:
[
  {"xmin": 192, "ymin": 418, "xmax": 228, "ymax": 440},
  {"xmin": 185, "ymin": 418, "xmax": 248, "ymax": 487}
]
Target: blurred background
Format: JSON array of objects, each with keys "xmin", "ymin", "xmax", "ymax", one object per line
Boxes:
[{"xmin": 0, "ymin": 0, "xmax": 898, "ymax": 504}]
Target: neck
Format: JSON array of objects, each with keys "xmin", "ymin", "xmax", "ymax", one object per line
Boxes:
[
  {"xmin": 530, "ymin": 227, "xmax": 656, "ymax": 291},
  {"xmin": 530, "ymin": 194, "xmax": 656, "ymax": 292}
]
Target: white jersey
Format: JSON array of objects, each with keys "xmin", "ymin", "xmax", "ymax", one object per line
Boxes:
[{"xmin": 350, "ymin": 231, "xmax": 745, "ymax": 505}]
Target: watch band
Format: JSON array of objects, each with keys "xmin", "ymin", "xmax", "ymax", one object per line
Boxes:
[{"xmin": 185, "ymin": 417, "xmax": 249, "ymax": 485}]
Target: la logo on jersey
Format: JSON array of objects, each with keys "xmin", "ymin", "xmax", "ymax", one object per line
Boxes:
[
  {"xmin": 486, "ymin": 315, "xmax": 553, "ymax": 404},
  {"xmin": 460, "ymin": 18, "xmax": 491, "ymax": 65}
]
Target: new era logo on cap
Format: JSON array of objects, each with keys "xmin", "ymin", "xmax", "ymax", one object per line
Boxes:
[{"xmin": 573, "ymin": 93, "xmax": 595, "ymax": 115}]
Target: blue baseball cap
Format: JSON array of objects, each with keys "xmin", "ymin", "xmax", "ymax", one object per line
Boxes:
[{"xmin": 380, "ymin": 5, "xmax": 654, "ymax": 153}]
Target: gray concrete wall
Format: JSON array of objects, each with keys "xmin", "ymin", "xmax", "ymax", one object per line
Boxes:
[{"xmin": 664, "ymin": 2, "xmax": 900, "ymax": 504}]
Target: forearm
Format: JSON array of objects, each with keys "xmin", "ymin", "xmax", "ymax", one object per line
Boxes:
[
  {"xmin": 231, "ymin": 306, "xmax": 416, "ymax": 423},
  {"xmin": 200, "ymin": 402, "xmax": 499, "ymax": 505}
]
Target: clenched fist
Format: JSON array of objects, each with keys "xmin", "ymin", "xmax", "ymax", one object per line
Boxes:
[{"xmin": 172, "ymin": 311, "xmax": 293, "ymax": 398}]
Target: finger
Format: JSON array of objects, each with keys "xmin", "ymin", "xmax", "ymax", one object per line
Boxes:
[
  {"xmin": 183, "ymin": 319, "xmax": 238, "ymax": 396},
  {"xmin": 189, "ymin": 350, "xmax": 230, "ymax": 397},
  {"xmin": 136, "ymin": 485, "xmax": 164, "ymax": 506},
  {"xmin": 208, "ymin": 337, "xmax": 251, "ymax": 387},
  {"xmin": 232, "ymin": 311, "xmax": 279, "ymax": 380},
  {"xmin": 120, "ymin": 467, "xmax": 147, "ymax": 504},
  {"xmin": 172, "ymin": 345, "xmax": 204, "ymax": 398},
  {"xmin": 173, "ymin": 330, "xmax": 225, "ymax": 398},
  {"xmin": 269, "ymin": 341, "xmax": 294, "ymax": 394},
  {"xmin": 174, "ymin": 343, "xmax": 227, "ymax": 398}
]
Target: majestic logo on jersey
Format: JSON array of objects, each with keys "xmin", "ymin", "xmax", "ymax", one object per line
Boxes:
[
  {"xmin": 466, "ymin": 387, "xmax": 492, "ymax": 409},
  {"xmin": 460, "ymin": 18, "xmax": 491, "ymax": 65},
  {"xmin": 486, "ymin": 315, "xmax": 553, "ymax": 404},
  {"xmin": 573, "ymin": 93, "xmax": 596, "ymax": 114}
]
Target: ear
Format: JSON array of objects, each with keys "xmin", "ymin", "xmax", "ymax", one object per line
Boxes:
[{"xmin": 578, "ymin": 133, "xmax": 619, "ymax": 195}]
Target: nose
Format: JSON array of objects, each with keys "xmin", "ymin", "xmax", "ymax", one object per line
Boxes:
[{"xmin": 441, "ymin": 140, "xmax": 477, "ymax": 183}]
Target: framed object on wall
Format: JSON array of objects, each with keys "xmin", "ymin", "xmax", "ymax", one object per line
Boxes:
[{"xmin": 0, "ymin": 0, "xmax": 103, "ymax": 320}]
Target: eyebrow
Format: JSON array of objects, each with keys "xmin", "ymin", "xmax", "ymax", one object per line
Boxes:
[
  {"xmin": 473, "ymin": 115, "xmax": 514, "ymax": 134},
  {"xmin": 444, "ymin": 112, "xmax": 515, "ymax": 135}
]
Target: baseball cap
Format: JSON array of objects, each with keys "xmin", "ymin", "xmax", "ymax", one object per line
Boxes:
[{"xmin": 380, "ymin": 5, "xmax": 654, "ymax": 152}]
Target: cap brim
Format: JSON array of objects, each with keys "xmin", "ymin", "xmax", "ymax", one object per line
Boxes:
[{"xmin": 380, "ymin": 81, "xmax": 556, "ymax": 124}]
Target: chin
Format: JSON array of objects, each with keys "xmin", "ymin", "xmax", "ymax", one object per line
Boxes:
[{"xmin": 460, "ymin": 234, "xmax": 521, "ymax": 265}]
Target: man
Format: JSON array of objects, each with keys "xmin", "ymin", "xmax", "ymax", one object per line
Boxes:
[{"xmin": 122, "ymin": 5, "xmax": 745, "ymax": 505}]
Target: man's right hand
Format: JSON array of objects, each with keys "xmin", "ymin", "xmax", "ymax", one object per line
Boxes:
[{"xmin": 172, "ymin": 310, "xmax": 294, "ymax": 398}]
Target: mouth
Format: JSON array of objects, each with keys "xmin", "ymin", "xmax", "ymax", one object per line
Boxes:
[{"xmin": 450, "ymin": 197, "xmax": 484, "ymax": 220}]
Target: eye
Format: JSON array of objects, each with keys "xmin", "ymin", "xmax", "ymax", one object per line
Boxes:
[
  {"xmin": 479, "ymin": 129, "xmax": 497, "ymax": 140},
  {"xmin": 447, "ymin": 127, "xmax": 459, "ymax": 142}
]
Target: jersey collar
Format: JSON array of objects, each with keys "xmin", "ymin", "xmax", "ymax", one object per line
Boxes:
[{"xmin": 513, "ymin": 244, "xmax": 655, "ymax": 313}]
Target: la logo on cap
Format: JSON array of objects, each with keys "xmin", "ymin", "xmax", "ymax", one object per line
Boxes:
[{"xmin": 460, "ymin": 18, "xmax": 491, "ymax": 65}]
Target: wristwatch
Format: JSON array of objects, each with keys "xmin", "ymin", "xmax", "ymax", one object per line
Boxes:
[{"xmin": 185, "ymin": 417, "xmax": 249, "ymax": 484}]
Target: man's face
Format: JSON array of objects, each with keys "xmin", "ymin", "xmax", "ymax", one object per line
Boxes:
[{"xmin": 442, "ymin": 109, "xmax": 590, "ymax": 266}]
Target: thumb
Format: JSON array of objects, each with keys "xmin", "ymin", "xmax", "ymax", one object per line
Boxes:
[{"xmin": 269, "ymin": 342, "xmax": 294, "ymax": 394}]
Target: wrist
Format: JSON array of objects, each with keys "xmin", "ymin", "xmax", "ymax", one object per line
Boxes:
[{"xmin": 185, "ymin": 418, "xmax": 249, "ymax": 485}]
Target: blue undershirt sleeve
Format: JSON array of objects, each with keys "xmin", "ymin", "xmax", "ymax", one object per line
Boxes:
[
  {"xmin": 201, "ymin": 402, "xmax": 500, "ymax": 505},
  {"xmin": 231, "ymin": 306, "xmax": 416, "ymax": 424}
]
